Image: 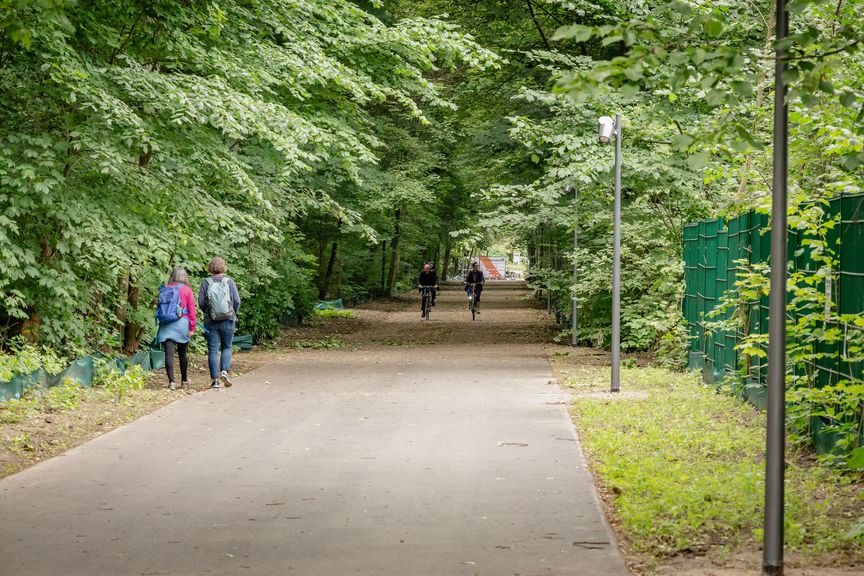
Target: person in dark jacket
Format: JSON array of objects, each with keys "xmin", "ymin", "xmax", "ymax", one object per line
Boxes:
[
  {"xmin": 463, "ymin": 261, "xmax": 485, "ymax": 313},
  {"xmin": 416, "ymin": 263, "xmax": 439, "ymax": 316},
  {"xmin": 198, "ymin": 257, "xmax": 241, "ymax": 390}
]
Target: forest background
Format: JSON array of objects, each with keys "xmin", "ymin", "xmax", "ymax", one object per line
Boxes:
[{"xmin": 1, "ymin": 1, "xmax": 863, "ymax": 453}]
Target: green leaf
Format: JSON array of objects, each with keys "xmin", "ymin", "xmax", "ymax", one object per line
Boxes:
[
  {"xmin": 688, "ymin": 151, "xmax": 711, "ymax": 170},
  {"xmin": 552, "ymin": 24, "xmax": 593, "ymax": 43},
  {"xmin": 730, "ymin": 81, "xmax": 753, "ymax": 98},
  {"xmin": 671, "ymin": 134, "xmax": 695, "ymax": 151},
  {"xmin": 703, "ymin": 19, "xmax": 723, "ymax": 38},
  {"xmin": 847, "ymin": 447, "xmax": 864, "ymax": 470}
]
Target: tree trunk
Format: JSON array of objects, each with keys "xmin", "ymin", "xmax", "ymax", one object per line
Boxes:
[
  {"xmin": 122, "ymin": 280, "xmax": 143, "ymax": 355},
  {"xmin": 20, "ymin": 309, "xmax": 41, "ymax": 344},
  {"xmin": 116, "ymin": 272, "xmax": 130, "ymax": 331},
  {"xmin": 380, "ymin": 240, "xmax": 387, "ymax": 291},
  {"xmin": 441, "ymin": 236, "xmax": 452, "ymax": 284},
  {"xmin": 736, "ymin": 0, "xmax": 775, "ymax": 201},
  {"xmin": 386, "ymin": 205, "xmax": 406, "ymax": 297},
  {"xmin": 317, "ymin": 235, "xmax": 326, "ymax": 293},
  {"xmin": 319, "ymin": 241, "xmax": 339, "ymax": 299}
]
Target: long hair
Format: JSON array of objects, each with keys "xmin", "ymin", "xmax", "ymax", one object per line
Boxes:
[{"xmin": 169, "ymin": 267, "xmax": 189, "ymax": 285}]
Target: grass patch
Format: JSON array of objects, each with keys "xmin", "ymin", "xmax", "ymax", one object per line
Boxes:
[
  {"xmin": 313, "ymin": 308, "xmax": 355, "ymax": 319},
  {"xmin": 290, "ymin": 338, "xmax": 346, "ymax": 350},
  {"xmin": 558, "ymin": 363, "xmax": 864, "ymax": 563}
]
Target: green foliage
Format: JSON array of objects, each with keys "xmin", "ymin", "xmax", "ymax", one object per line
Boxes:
[
  {"xmin": 0, "ymin": 396, "xmax": 35, "ymax": 424},
  {"xmin": 290, "ymin": 338, "xmax": 346, "ymax": 350},
  {"xmin": 313, "ymin": 309, "xmax": 355, "ymax": 319},
  {"xmin": 42, "ymin": 378, "xmax": 80, "ymax": 412},
  {"xmin": 0, "ymin": 0, "xmax": 496, "ymax": 349},
  {"xmin": 239, "ymin": 246, "xmax": 317, "ymax": 341},
  {"xmin": 0, "ymin": 376, "xmax": 78, "ymax": 422},
  {"xmin": 566, "ymin": 365, "xmax": 864, "ymax": 557},
  {"xmin": 93, "ymin": 361, "xmax": 144, "ymax": 403},
  {"xmin": 0, "ymin": 341, "xmax": 66, "ymax": 381}
]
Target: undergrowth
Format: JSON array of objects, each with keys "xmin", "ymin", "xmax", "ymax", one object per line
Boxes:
[
  {"xmin": 313, "ymin": 309, "xmax": 355, "ymax": 319},
  {"xmin": 559, "ymin": 363, "xmax": 864, "ymax": 562},
  {"xmin": 291, "ymin": 338, "xmax": 346, "ymax": 350}
]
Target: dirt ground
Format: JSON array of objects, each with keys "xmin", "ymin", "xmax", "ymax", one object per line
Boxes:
[{"xmin": 1, "ymin": 282, "xmax": 861, "ymax": 576}]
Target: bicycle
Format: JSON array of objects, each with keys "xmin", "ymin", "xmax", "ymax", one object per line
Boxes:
[
  {"xmin": 465, "ymin": 282, "xmax": 481, "ymax": 321},
  {"xmin": 419, "ymin": 286, "xmax": 434, "ymax": 321}
]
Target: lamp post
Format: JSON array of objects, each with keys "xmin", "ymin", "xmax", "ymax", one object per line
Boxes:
[
  {"xmin": 764, "ymin": 0, "xmax": 789, "ymax": 573},
  {"xmin": 565, "ymin": 184, "xmax": 578, "ymax": 346},
  {"xmin": 598, "ymin": 115, "xmax": 621, "ymax": 393}
]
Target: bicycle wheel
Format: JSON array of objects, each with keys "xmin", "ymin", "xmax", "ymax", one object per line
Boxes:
[
  {"xmin": 471, "ymin": 298, "xmax": 476, "ymax": 321},
  {"xmin": 423, "ymin": 295, "xmax": 431, "ymax": 320}
]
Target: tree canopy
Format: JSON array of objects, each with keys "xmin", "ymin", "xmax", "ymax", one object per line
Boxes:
[{"xmin": 2, "ymin": 0, "xmax": 863, "ymax": 375}]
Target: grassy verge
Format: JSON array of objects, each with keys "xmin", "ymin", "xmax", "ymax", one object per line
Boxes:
[{"xmin": 551, "ymin": 354, "xmax": 864, "ymax": 571}]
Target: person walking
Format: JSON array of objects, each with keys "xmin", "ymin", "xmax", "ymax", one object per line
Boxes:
[
  {"xmin": 155, "ymin": 268, "xmax": 196, "ymax": 391},
  {"xmin": 198, "ymin": 257, "xmax": 241, "ymax": 390}
]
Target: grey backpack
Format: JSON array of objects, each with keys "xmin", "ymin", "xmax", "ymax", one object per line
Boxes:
[{"xmin": 206, "ymin": 278, "xmax": 233, "ymax": 321}]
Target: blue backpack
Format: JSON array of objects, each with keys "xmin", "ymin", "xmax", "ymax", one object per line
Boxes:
[{"xmin": 156, "ymin": 284, "xmax": 184, "ymax": 325}]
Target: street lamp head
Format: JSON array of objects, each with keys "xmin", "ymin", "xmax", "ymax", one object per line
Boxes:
[{"xmin": 598, "ymin": 116, "xmax": 615, "ymax": 143}]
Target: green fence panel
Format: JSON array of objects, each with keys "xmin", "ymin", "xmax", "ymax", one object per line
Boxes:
[
  {"xmin": 683, "ymin": 193, "xmax": 864, "ymax": 450},
  {"xmin": 233, "ymin": 333, "xmax": 254, "ymax": 351},
  {"xmin": 150, "ymin": 349, "xmax": 166, "ymax": 371},
  {"xmin": 0, "ymin": 376, "xmax": 24, "ymax": 402},
  {"xmin": 63, "ymin": 357, "xmax": 95, "ymax": 387},
  {"xmin": 839, "ymin": 193, "xmax": 864, "ymax": 383},
  {"xmin": 703, "ymin": 219, "xmax": 720, "ymax": 384},
  {"xmin": 683, "ymin": 224, "xmax": 701, "ymax": 369},
  {"xmin": 725, "ymin": 214, "xmax": 744, "ymax": 376},
  {"xmin": 127, "ymin": 351, "xmax": 152, "ymax": 372},
  {"xmin": 712, "ymin": 226, "xmax": 729, "ymax": 384}
]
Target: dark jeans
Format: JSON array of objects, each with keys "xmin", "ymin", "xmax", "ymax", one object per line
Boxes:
[
  {"xmin": 205, "ymin": 319, "xmax": 235, "ymax": 380},
  {"xmin": 419, "ymin": 287, "xmax": 435, "ymax": 311},
  {"xmin": 164, "ymin": 340, "xmax": 188, "ymax": 383},
  {"xmin": 466, "ymin": 286, "xmax": 482, "ymax": 302}
]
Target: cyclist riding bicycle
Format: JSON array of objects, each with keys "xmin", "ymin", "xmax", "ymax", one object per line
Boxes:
[
  {"xmin": 463, "ymin": 261, "xmax": 485, "ymax": 314},
  {"xmin": 417, "ymin": 263, "xmax": 439, "ymax": 318}
]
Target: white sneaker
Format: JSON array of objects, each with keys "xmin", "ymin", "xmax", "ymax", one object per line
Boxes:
[{"xmin": 220, "ymin": 371, "xmax": 233, "ymax": 388}]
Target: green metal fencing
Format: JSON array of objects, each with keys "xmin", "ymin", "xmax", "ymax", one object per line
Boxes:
[
  {"xmin": 0, "ymin": 333, "xmax": 256, "ymax": 403},
  {"xmin": 683, "ymin": 193, "xmax": 864, "ymax": 412}
]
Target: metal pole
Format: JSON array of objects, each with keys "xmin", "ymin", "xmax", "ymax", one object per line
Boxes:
[
  {"xmin": 570, "ymin": 185, "xmax": 579, "ymax": 346},
  {"xmin": 764, "ymin": 0, "xmax": 788, "ymax": 573},
  {"xmin": 611, "ymin": 114, "xmax": 622, "ymax": 393}
]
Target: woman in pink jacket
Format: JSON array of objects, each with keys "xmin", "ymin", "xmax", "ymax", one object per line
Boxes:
[{"xmin": 156, "ymin": 268, "xmax": 197, "ymax": 390}]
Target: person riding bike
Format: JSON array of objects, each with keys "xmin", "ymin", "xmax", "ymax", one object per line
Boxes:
[
  {"xmin": 463, "ymin": 261, "xmax": 485, "ymax": 314},
  {"xmin": 417, "ymin": 263, "xmax": 439, "ymax": 317}
]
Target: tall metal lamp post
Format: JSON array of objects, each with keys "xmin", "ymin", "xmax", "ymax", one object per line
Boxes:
[
  {"xmin": 764, "ymin": 0, "xmax": 789, "ymax": 573},
  {"xmin": 565, "ymin": 184, "xmax": 578, "ymax": 346},
  {"xmin": 598, "ymin": 114, "xmax": 621, "ymax": 393}
]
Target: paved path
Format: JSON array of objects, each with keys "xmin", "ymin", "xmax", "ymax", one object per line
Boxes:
[{"xmin": 0, "ymin": 284, "xmax": 628, "ymax": 576}]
